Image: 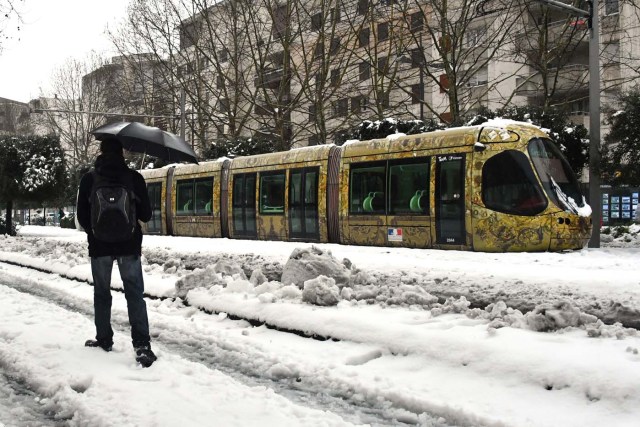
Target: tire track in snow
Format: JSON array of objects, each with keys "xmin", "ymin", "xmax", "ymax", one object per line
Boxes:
[{"xmin": 0, "ymin": 262, "xmax": 449, "ymax": 427}]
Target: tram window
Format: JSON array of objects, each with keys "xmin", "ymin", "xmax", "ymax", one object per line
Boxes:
[
  {"xmin": 528, "ymin": 138, "xmax": 586, "ymax": 213},
  {"xmin": 260, "ymin": 172, "xmax": 285, "ymax": 215},
  {"xmin": 176, "ymin": 177, "xmax": 214, "ymax": 216},
  {"xmin": 349, "ymin": 162, "xmax": 385, "ymax": 214},
  {"xmin": 304, "ymin": 170, "xmax": 319, "ymax": 234},
  {"xmin": 482, "ymin": 150, "xmax": 547, "ymax": 216},
  {"xmin": 176, "ymin": 180, "xmax": 194, "ymax": 216},
  {"xmin": 388, "ymin": 159, "xmax": 430, "ymax": 215},
  {"xmin": 146, "ymin": 182, "xmax": 162, "ymax": 233},
  {"xmin": 290, "ymin": 172, "xmax": 302, "ymax": 233},
  {"xmin": 194, "ymin": 178, "xmax": 214, "ymax": 215}
]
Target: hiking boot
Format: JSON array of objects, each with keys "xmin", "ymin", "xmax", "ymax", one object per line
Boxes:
[
  {"xmin": 135, "ymin": 345, "xmax": 157, "ymax": 368},
  {"xmin": 85, "ymin": 339, "xmax": 113, "ymax": 352}
]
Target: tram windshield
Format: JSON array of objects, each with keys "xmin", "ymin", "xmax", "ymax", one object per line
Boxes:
[{"xmin": 528, "ymin": 138, "xmax": 587, "ymax": 214}]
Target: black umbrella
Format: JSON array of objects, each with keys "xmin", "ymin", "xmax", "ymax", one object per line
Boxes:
[{"xmin": 91, "ymin": 121, "xmax": 198, "ymax": 164}]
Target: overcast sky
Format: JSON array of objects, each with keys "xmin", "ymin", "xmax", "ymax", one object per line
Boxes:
[{"xmin": 0, "ymin": 0, "xmax": 130, "ymax": 103}]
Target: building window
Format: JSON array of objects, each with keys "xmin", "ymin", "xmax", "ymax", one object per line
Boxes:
[
  {"xmin": 351, "ymin": 95, "xmax": 368, "ymax": 114},
  {"xmin": 309, "ymin": 105, "xmax": 317, "ymax": 122},
  {"xmin": 270, "ymin": 51, "xmax": 284, "ymax": 67},
  {"xmin": 218, "ymin": 98, "xmax": 229, "ymax": 112},
  {"xmin": 466, "ymin": 27, "xmax": 486, "ymax": 47},
  {"xmin": 314, "ymin": 42, "xmax": 324, "ymax": 59},
  {"xmin": 357, "ymin": 0, "xmax": 369, "ymax": 15},
  {"xmin": 359, "ymin": 62, "xmax": 370, "ymax": 81},
  {"xmin": 218, "ymin": 48, "xmax": 229, "ymax": 62},
  {"xmin": 272, "ymin": 5, "xmax": 288, "ymax": 38},
  {"xmin": 411, "ymin": 84, "xmax": 423, "ymax": 104},
  {"xmin": 359, "ymin": 28, "xmax": 370, "ymax": 48},
  {"xmin": 309, "ymin": 134, "xmax": 320, "ymax": 146},
  {"xmin": 331, "ymin": 7, "xmax": 341, "ymax": 23},
  {"xmin": 198, "ymin": 57, "xmax": 209, "ymax": 70},
  {"xmin": 605, "ymin": 0, "xmax": 619, "ymax": 15},
  {"xmin": 179, "ymin": 22, "xmax": 198, "ymax": 50},
  {"xmin": 411, "ymin": 12, "xmax": 423, "ymax": 32},
  {"xmin": 331, "ymin": 69, "xmax": 340, "ymax": 87},
  {"xmin": 311, "ymin": 12, "xmax": 322, "ymax": 31},
  {"xmin": 377, "ymin": 91, "xmax": 389, "ymax": 108},
  {"xmin": 377, "ymin": 22, "xmax": 389, "ymax": 42},
  {"xmin": 255, "ymin": 104, "xmax": 270, "ymax": 116},
  {"xmin": 377, "ymin": 56, "xmax": 388, "ymax": 75},
  {"xmin": 467, "ymin": 67, "xmax": 488, "ymax": 87},
  {"xmin": 330, "ymin": 37, "xmax": 340, "ymax": 55},
  {"xmin": 410, "ymin": 48, "xmax": 423, "ymax": 68},
  {"xmin": 333, "ymin": 98, "xmax": 348, "ymax": 116},
  {"xmin": 216, "ymin": 74, "xmax": 224, "ymax": 88}
]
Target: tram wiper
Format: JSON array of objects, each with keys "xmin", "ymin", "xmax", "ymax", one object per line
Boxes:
[{"xmin": 549, "ymin": 175, "xmax": 578, "ymax": 215}]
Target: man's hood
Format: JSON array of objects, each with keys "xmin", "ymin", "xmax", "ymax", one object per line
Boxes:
[{"xmin": 94, "ymin": 153, "xmax": 129, "ymax": 180}]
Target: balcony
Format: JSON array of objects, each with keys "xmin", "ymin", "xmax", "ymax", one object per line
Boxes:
[
  {"xmin": 514, "ymin": 18, "xmax": 588, "ymax": 52},
  {"xmin": 254, "ymin": 68, "xmax": 283, "ymax": 90},
  {"xmin": 515, "ymin": 64, "xmax": 589, "ymax": 97}
]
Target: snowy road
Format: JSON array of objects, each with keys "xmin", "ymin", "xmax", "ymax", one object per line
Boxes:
[{"xmin": 0, "ymin": 226, "xmax": 639, "ymax": 426}]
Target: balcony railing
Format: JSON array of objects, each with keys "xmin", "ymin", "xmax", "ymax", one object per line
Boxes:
[
  {"xmin": 514, "ymin": 18, "xmax": 588, "ymax": 51},
  {"xmin": 254, "ymin": 68, "xmax": 284, "ymax": 89},
  {"xmin": 515, "ymin": 64, "xmax": 589, "ymax": 96}
]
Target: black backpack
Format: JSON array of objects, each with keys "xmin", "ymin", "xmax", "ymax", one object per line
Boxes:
[{"xmin": 90, "ymin": 170, "xmax": 137, "ymax": 243}]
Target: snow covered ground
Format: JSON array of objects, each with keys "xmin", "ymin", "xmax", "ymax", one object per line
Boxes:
[{"xmin": 0, "ymin": 225, "xmax": 639, "ymax": 426}]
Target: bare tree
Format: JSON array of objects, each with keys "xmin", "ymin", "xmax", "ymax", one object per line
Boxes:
[
  {"xmin": 383, "ymin": 0, "xmax": 520, "ymax": 124},
  {"xmin": 109, "ymin": 0, "xmax": 262, "ymax": 153},
  {"xmin": 33, "ymin": 52, "xmax": 112, "ymax": 170},
  {"xmin": 0, "ymin": 0, "xmax": 23, "ymax": 53},
  {"xmin": 108, "ymin": 0, "xmax": 185, "ymax": 134},
  {"xmin": 287, "ymin": 0, "xmax": 379, "ymax": 145},
  {"xmin": 505, "ymin": 2, "xmax": 591, "ymax": 112}
]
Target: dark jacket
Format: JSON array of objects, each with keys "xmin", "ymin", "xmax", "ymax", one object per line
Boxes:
[{"xmin": 76, "ymin": 153, "xmax": 152, "ymax": 257}]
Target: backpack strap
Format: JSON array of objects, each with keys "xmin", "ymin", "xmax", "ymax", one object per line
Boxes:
[{"xmin": 90, "ymin": 169, "xmax": 138, "ymax": 201}]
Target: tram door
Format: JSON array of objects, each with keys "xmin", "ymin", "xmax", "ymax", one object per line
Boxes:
[
  {"xmin": 289, "ymin": 167, "xmax": 319, "ymax": 240},
  {"xmin": 146, "ymin": 182, "xmax": 162, "ymax": 233},
  {"xmin": 232, "ymin": 173, "xmax": 257, "ymax": 238},
  {"xmin": 435, "ymin": 154, "xmax": 466, "ymax": 245}
]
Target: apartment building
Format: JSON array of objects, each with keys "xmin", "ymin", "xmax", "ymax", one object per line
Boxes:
[
  {"xmin": 172, "ymin": 0, "xmax": 637, "ymax": 150},
  {"xmin": 0, "ymin": 97, "xmax": 31, "ymax": 135},
  {"xmin": 82, "ymin": 53, "xmax": 171, "ymax": 129}
]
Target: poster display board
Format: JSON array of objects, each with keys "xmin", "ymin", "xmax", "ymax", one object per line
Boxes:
[{"xmin": 601, "ymin": 186, "xmax": 639, "ymax": 225}]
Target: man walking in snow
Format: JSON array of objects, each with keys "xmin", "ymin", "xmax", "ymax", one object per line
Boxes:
[{"xmin": 76, "ymin": 137, "xmax": 157, "ymax": 367}]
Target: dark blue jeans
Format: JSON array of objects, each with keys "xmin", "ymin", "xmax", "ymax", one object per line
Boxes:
[{"xmin": 91, "ymin": 255, "xmax": 151, "ymax": 348}]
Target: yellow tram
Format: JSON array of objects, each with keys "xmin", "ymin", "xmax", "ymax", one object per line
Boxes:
[{"xmin": 140, "ymin": 121, "xmax": 592, "ymax": 252}]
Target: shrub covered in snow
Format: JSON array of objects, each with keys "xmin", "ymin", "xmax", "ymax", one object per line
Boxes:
[{"xmin": 601, "ymin": 225, "xmax": 640, "ymax": 247}]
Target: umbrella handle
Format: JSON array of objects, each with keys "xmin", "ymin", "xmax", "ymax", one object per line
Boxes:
[{"xmin": 140, "ymin": 151, "xmax": 146, "ymax": 170}]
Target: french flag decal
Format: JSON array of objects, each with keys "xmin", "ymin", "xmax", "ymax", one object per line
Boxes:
[{"xmin": 387, "ymin": 227, "xmax": 403, "ymax": 242}]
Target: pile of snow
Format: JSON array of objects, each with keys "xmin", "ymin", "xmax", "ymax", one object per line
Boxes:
[{"xmin": 281, "ymin": 246, "xmax": 351, "ymax": 289}]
